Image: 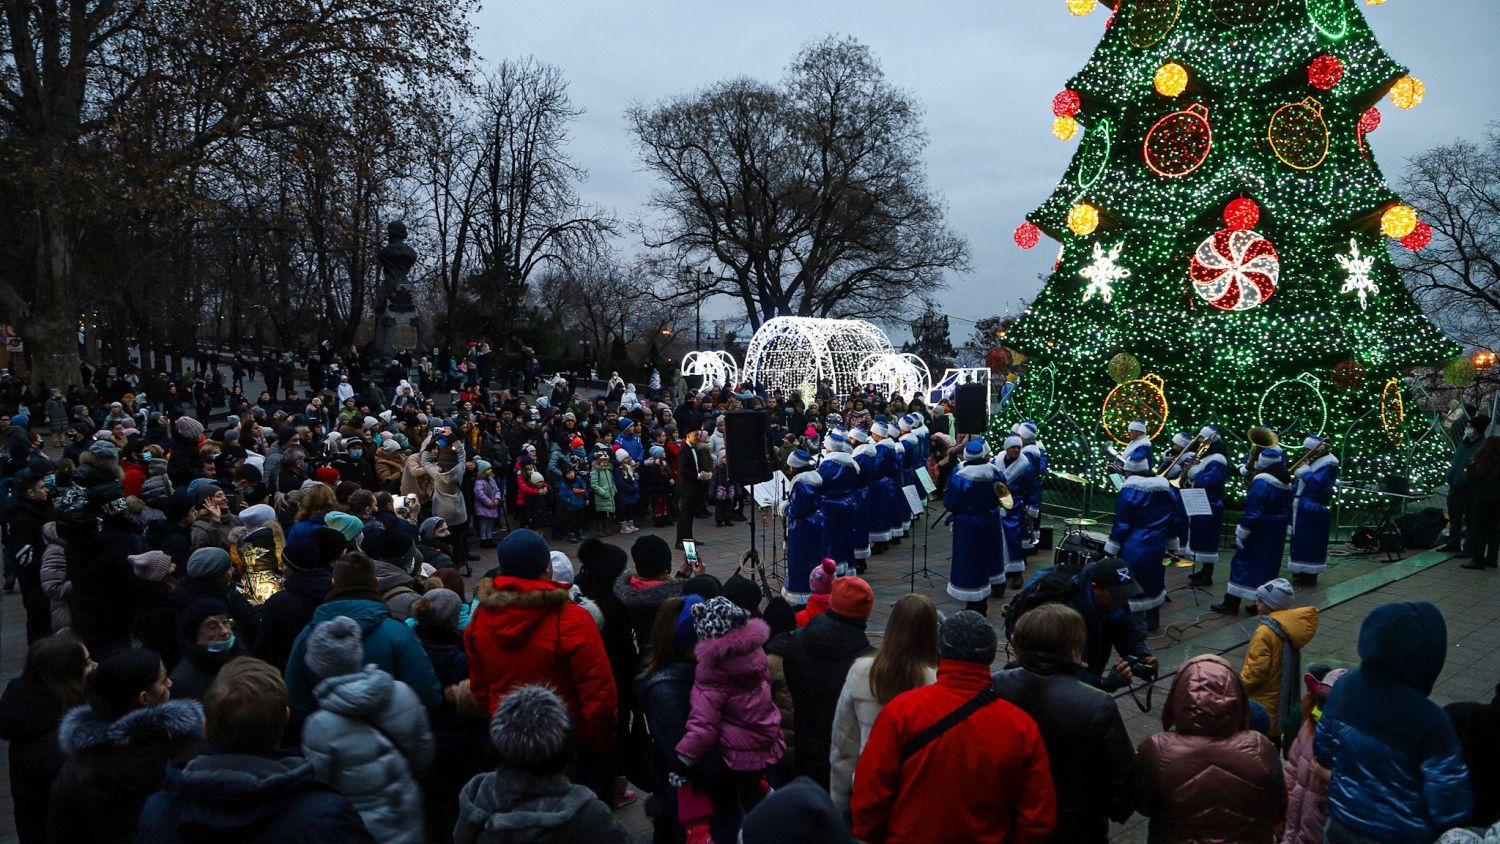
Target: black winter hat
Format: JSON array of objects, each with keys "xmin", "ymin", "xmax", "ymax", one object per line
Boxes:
[
  {"xmin": 631, "ymin": 534, "xmax": 673, "ymax": 579},
  {"xmin": 939, "ymin": 610, "xmax": 998, "ymax": 664},
  {"xmin": 741, "ymin": 776, "xmax": 856, "ymax": 844},
  {"xmin": 177, "ymin": 596, "xmax": 230, "ymax": 645},
  {"xmin": 497, "ymin": 529, "xmax": 551, "ymax": 580}
]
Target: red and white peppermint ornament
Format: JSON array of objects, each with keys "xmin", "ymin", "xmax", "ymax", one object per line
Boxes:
[{"xmin": 1189, "ymin": 229, "xmax": 1280, "ymax": 311}]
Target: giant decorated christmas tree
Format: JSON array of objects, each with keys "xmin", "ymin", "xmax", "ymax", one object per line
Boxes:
[{"xmin": 997, "ymin": 0, "xmax": 1461, "ymax": 501}]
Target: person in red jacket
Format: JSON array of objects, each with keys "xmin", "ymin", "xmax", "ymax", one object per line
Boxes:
[
  {"xmin": 465, "ymin": 529, "xmax": 617, "ymax": 765},
  {"xmin": 851, "ymin": 611, "xmax": 1056, "ymax": 844}
]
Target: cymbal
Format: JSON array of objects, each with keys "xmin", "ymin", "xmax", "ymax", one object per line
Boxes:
[
  {"xmin": 1061, "ymin": 517, "xmax": 1099, "ymax": 526},
  {"xmin": 1052, "ymin": 472, "xmax": 1089, "ymax": 484}
]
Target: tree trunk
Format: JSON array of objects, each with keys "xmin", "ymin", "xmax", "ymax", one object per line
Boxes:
[{"xmin": 26, "ymin": 192, "xmax": 83, "ymax": 390}]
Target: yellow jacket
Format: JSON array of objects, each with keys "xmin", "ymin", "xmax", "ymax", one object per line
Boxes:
[{"xmin": 1240, "ymin": 605, "xmax": 1319, "ymax": 735}]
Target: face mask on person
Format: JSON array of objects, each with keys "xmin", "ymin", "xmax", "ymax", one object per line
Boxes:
[
  {"xmin": 207, "ymin": 635, "xmax": 236, "ymax": 654},
  {"xmin": 349, "ymin": 449, "xmax": 363, "ymax": 459},
  {"xmin": 1466, "ymin": 426, "xmax": 1479, "ymax": 441}
]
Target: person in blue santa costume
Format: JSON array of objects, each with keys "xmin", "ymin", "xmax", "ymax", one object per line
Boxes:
[
  {"xmin": 943, "ymin": 438, "xmax": 1009, "ymax": 615},
  {"xmin": 1102, "ymin": 441, "xmax": 1177, "ymax": 631},
  {"xmin": 1013, "ymin": 421, "xmax": 1047, "ymax": 553},
  {"xmin": 849, "ymin": 426, "xmax": 878, "ymax": 572},
  {"xmin": 782, "ymin": 449, "xmax": 823, "ymax": 603},
  {"xmin": 873, "ymin": 420, "xmax": 907, "ymax": 546},
  {"xmin": 1162, "ymin": 431, "xmax": 1193, "ymax": 555},
  {"xmin": 898, "ymin": 414, "xmax": 925, "ymax": 509},
  {"xmin": 1288, "ymin": 435, "xmax": 1338, "ymax": 586},
  {"xmin": 1213, "ymin": 446, "xmax": 1293, "ymax": 615},
  {"xmin": 1184, "ymin": 426, "xmax": 1232, "ymax": 587},
  {"xmin": 910, "ymin": 411, "xmax": 931, "ymax": 466},
  {"xmin": 815, "ymin": 430, "xmax": 862, "ymax": 575},
  {"xmin": 992, "ymin": 435, "xmax": 1034, "ymax": 591}
]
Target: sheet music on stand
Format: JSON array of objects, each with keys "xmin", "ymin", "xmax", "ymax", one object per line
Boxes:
[
  {"xmin": 902, "ymin": 485, "xmax": 925, "ymax": 517},
  {"xmin": 1108, "ymin": 473, "xmax": 1126, "ymax": 492},
  {"xmin": 914, "ymin": 468, "xmax": 937, "ymax": 494},
  {"xmin": 1179, "ymin": 487, "xmax": 1212, "ymax": 517},
  {"xmin": 751, "ymin": 471, "xmax": 791, "ymax": 513}
]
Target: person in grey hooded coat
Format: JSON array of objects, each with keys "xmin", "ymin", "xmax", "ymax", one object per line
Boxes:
[
  {"xmin": 455, "ymin": 684, "xmax": 629, "ymax": 844},
  {"xmin": 301, "ymin": 615, "xmax": 435, "ymax": 844}
]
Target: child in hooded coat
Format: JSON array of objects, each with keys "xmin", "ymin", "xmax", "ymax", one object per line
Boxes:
[
  {"xmin": 675, "ymin": 596, "xmax": 785, "ymax": 844},
  {"xmin": 301, "ymin": 616, "xmax": 435, "ymax": 844},
  {"xmin": 472, "ymin": 461, "xmax": 501, "ymax": 548}
]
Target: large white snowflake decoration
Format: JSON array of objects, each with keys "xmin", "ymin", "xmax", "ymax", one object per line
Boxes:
[
  {"xmin": 1336, "ymin": 238, "xmax": 1378, "ymax": 310},
  {"xmin": 1080, "ymin": 242, "xmax": 1131, "ymax": 303}
]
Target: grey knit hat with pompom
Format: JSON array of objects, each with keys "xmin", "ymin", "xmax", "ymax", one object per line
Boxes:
[{"xmin": 489, "ymin": 684, "xmax": 573, "ymax": 771}]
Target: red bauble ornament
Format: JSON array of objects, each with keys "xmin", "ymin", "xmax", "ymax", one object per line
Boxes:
[
  {"xmin": 1144, "ymin": 104, "xmax": 1213, "ymax": 178},
  {"xmin": 1189, "ymin": 229, "xmax": 1280, "ymax": 311},
  {"xmin": 1360, "ymin": 106, "xmax": 1382, "ymax": 134},
  {"xmin": 1223, "ymin": 198, "xmax": 1260, "ymax": 231},
  {"xmin": 1308, "ymin": 55, "xmax": 1344, "ymax": 90},
  {"xmin": 1014, "ymin": 222, "xmax": 1042, "ymax": 250},
  {"xmin": 986, "ymin": 347, "xmax": 1013, "ymax": 372},
  {"xmin": 1052, "ymin": 90, "xmax": 1081, "ymax": 118},
  {"xmin": 1401, "ymin": 221, "xmax": 1433, "ymax": 251},
  {"xmin": 1332, "ymin": 359, "xmax": 1366, "ymax": 391}
]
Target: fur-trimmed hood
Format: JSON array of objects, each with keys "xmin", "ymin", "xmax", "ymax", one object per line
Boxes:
[
  {"xmin": 477, "ymin": 576, "xmax": 570, "ymax": 610},
  {"xmin": 611, "ymin": 570, "xmax": 682, "ymax": 610},
  {"xmin": 58, "ymin": 700, "xmax": 204, "ymax": 756},
  {"xmin": 694, "ymin": 618, "xmax": 772, "ymax": 690}
]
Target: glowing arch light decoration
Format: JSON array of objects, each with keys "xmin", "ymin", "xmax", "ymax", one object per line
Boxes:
[
  {"xmin": 859, "ymin": 353, "xmax": 932, "ymax": 402},
  {"xmin": 679, "ymin": 350, "xmax": 740, "ymax": 393},
  {"xmin": 1381, "ymin": 377, "xmax": 1406, "ymax": 445},
  {"xmin": 743, "ymin": 317, "xmax": 894, "ymax": 399}
]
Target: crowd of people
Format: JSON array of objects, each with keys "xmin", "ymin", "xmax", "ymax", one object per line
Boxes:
[{"xmin": 0, "ymin": 347, "xmax": 1496, "ymax": 843}]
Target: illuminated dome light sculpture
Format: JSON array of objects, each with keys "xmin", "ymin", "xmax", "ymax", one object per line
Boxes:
[
  {"xmin": 859, "ymin": 353, "xmax": 933, "ymax": 403},
  {"xmin": 743, "ymin": 317, "xmax": 894, "ymax": 399},
  {"xmin": 929, "ymin": 367, "xmax": 994, "ymax": 408},
  {"xmin": 679, "ymin": 350, "xmax": 740, "ymax": 394}
]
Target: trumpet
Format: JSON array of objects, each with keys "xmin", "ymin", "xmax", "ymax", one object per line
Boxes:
[
  {"xmin": 1246, "ymin": 426, "xmax": 1280, "ymax": 476},
  {"xmin": 1158, "ymin": 435, "xmax": 1209, "ymax": 487},
  {"xmin": 1288, "ymin": 440, "xmax": 1330, "ymax": 473}
]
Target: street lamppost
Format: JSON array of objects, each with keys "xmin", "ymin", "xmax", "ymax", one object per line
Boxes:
[{"xmin": 697, "ymin": 270, "xmax": 711, "ymax": 349}]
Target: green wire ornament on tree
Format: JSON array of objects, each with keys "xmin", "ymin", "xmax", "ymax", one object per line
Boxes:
[
  {"xmin": 1259, "ymin": 372, "xmax": 1329, "ymax": 441},
  {"xmin": 1108, "ymin": 352, "xmax": 1142, "ymax": 384}
]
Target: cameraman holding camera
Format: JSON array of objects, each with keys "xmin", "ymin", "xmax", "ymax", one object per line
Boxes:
[{"xmin": 1012, "ymin": 559, "xmax": 1158, "ymax": 691}]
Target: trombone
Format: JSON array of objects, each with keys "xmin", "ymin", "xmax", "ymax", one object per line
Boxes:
[
  {"xmin": 1158, "ymin": 435, "xmax": 1209, "ymax": 487},
  {"xmin": 1288, "ymin": 440, "xmax": 1330, "ymax": 473}
]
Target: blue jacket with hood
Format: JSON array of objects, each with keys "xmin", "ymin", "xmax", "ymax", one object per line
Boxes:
[
  {"xmin": 283, "ymin": 589, "xmax": 442, "ymax": 720},
  {"xmin": 1315, "ymin": 601, "xmax": 1472, "ymax": 843}
]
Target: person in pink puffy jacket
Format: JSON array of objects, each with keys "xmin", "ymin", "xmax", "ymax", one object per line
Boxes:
[
  {"xmin": 1283, "ymin": 666, "xmax": 1346, "ymax": 844},
  {"xmin": 675, "ymin": 596, "xmax": 785, "ymax": 844}
]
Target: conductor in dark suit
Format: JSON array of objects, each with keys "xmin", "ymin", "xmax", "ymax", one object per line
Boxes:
[{"xmin": 676, "ymin": 429, "xmax": 712, "ymax": 548}]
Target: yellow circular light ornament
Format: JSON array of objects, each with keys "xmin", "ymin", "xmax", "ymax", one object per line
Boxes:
[
  {"xmin": 1389, "ymin": 76, "xmax": 1425, "ymax": 110},
  {"xmin": 1381, "ymin": 204, "xmax": 1419, "ymax": 239},
  {"xmin": 1365, "ymin": 0, "xmax": 1386, "ymax": 5},
  {"xmin": 1154, "ymin": 62, "xmax": 1188, "ymax": 97},
  {"xmin": 1066, "ymin": 0, "xmax": 1096, "ymax": 16},
  {"xmin": 1052, "ymin": 116, "xmax": 1081, "ymax": 141},
  {"xmin": 1068, "ymin": 203, "xmax": 1101, "ymax": 236}
]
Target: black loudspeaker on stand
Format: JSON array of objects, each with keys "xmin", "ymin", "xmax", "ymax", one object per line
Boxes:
[
  {"xmin": 953, "ymin": 383, "xmax": 988, "ymax": 435},
  {"xmin": 725, "ymin": 411, "xmax": 775, "ymax": 599}
]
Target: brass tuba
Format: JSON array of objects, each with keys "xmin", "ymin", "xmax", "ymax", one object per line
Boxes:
[{"xmin": 1246, "ymin": 426, "xmax": 1280, "ymax": 476}]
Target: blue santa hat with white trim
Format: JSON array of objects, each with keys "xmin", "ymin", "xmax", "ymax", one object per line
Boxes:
[
  {"xmin": 1171, "ymin": 431, "xmax": 1192, "ymax": 449},
  {"xmin": 823, "ymin": 431, "xmax": 852, "ymax": 453},
  {"xmin": 1198, "ymin": 425, "xmax": 1221, "ymax": 443},
  {"xmin": 787, "ymin": 449, "xmax": 813, "ymax": 469},
  {"xmin": 1122, "ymin": 442, "xmax": 1153, "ymax": 473},
  {"xmin": 964, "ymin": 438, "xmax": 991, "ymax": 460},
  {"xmin": 1302, "ymin": 435, "xmax": 1326, "ymax": 451},
  {"xmin": 898, "ymin": 414, "xmax": 915, "ymax": 432},
  {"xmin": 849, "ymin": 427, "xmax": 870, "ymax": 444},
  {"xmin": 1256, "ymin": 447, "xmax": 1284, "ymax": 469},
  {"xmin": 1128, "ymin": 419, "xmax": 1148, "ymax": 436},
  {"xmin": 871, "ymin": 420, "xmax": 889, "ymax": 438},
  {"xmin": 1002, "ymin": 434, "xmax": 1023, "ymax": 451}
]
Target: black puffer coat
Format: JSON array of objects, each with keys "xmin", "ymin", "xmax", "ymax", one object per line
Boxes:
[{"xmin": 768, "ymin": 611, "xmax": 873, "ymax": 789}]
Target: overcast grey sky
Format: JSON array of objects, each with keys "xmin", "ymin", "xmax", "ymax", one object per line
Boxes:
[{"xmin": 474, "ymin": 0, "xmax": 1500, "ymax": 333}]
